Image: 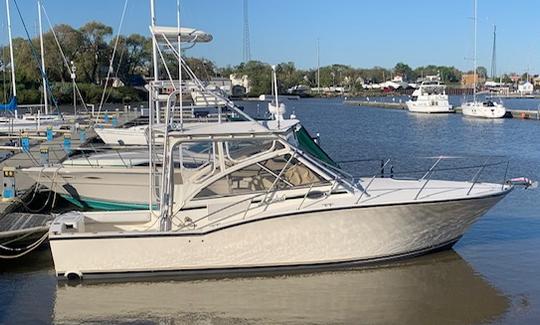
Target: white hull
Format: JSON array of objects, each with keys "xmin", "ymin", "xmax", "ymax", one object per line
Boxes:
[
  {"xmin": 95, "ymin": 125, "xmax": 164, "ymax": 145},
  {"xmin": 0, "ymin": 116, "xmax": 64, "ymax": 132},
  {"xmin": 23, "ymin": 166, "xmax": 150, "ymax": 210},
  {"xmin": 460, "ymin": 102, "xmax": 506, "ymax": 119},
  {"xmin": 50, "ymin": 190, "xmax": 507, "ymax": 278},
  {"xmin": 406, "ymin": 101, "xmax": 453, "ymax": 114}
]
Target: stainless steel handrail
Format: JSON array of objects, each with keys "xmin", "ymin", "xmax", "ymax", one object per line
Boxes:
[{"xmin": 355, "ymin": 158, "xmax": 391, "ymax": 204}]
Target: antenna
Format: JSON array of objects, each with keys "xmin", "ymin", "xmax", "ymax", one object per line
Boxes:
[
  {"xmin": 242, "ymin": 0, "xmax": 251, "ymax": 62},
  {"xmin": 490, "ymin": 25, "xmax": 497, "ymax": 80}
]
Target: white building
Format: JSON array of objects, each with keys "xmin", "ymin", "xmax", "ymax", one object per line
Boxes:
[{"xmin": 518, "ymin": 81, "xmax": 534, "ymax": 95}]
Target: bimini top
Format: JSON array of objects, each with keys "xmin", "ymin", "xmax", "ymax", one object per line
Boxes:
[
  {"xmin": 166, "ymin": 119, "xmax": 300, "ymax": 142},
  {"xmin": 151, "ymin": 25, "xmax": 213, "ymax": 43}
]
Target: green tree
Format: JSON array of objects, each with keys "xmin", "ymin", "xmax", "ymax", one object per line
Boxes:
[
  {"xmin": 393, "ymin": 62, "xmax": 413, "ymax": 80},
  {"xmin": 79, "ymin": 21, "xmax": 113, "ymax": 84},
  {"xmin": 476, "ymin": 66, "xmax": 488, "ymax": 79}
]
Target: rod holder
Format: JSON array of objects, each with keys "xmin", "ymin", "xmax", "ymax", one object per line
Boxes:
[
  {"xmin": 40, "ymin": 145, "xmax": 49, "ymax": 167},
  {"xmin": 2, "ymin": 167, "xmax": 16, "ymax": 201}
]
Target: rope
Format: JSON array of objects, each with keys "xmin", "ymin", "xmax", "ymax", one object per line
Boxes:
[
  {"xmin": 16, "ymin": 168, "xmax": 60, "ymax": 213},
  {"xmin": 0, "ymin": 231, "xmax": 48, "ymax": 259},
  {"xmin": 97, "ymin": 0, "xmax": 129, "ymax": 120},
  {"xmin": 41, "ymin": 4, "xmax": 88, "ymax": 112}
]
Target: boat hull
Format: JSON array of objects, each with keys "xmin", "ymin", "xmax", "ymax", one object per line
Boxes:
[
  {"xmin": 406, "ymin": 101, "xmax": 454, "ymax": 114},
  {"xmin": 23, "ymin": 167, "xmax": 151, "ymax": 210},
  {"xmin": 461, "ymin": 103, "xmax": 506, "ymax": 119},
  {"xmin": 95, "ymin": 127, "xmax": 164, "ymax": 145},
  {"xmin": 50, "ymin": 192, "xmax": 507, "ymax": 279}
]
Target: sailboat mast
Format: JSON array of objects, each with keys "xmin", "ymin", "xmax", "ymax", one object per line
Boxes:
[
  {"xmin": 5, "ymin": 0, "xmax": 15, "ymax": 98},
  {"xmin": 37, "ymin": 0, "xmax": 48, "ymax": 114},
  {"xmin": 473, "ymin": 0, "xmax": 477, "ymax": 102}
]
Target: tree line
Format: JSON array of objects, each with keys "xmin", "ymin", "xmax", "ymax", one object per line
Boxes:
[{"xmin": 0, "ymin": 20, "xmax": 512, "ymax": 103}]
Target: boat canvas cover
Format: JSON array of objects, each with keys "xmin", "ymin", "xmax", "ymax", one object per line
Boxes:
[
  {"xmin": 0, "ymin": 96, "xmax": 17, "ymax": 111},
  {"xmin": 295, "ymin": 126, "xmax": 338, "ymax": 167},
  {"xmin": 152, "ymin": 26, "xmax": 213, "ymax": 43}
]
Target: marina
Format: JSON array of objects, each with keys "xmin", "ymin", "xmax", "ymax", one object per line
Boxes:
[{"xmin": 1, "ymin": 0, "xmax": 540, "ymax": 324}]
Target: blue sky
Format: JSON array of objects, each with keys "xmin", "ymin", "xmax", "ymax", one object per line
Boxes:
[{"xmin": 3, "ymin": 0, "xmax": 539, "ymax": 74}]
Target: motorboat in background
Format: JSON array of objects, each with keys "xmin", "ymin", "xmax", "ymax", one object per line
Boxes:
[
  {"xmin": 459, "ymin": 0, "xmax": 506, "ymax": 119},
  {"xmin": 406, "ymin": 76, "xmax": 453, "ymax": 114},
  {"xmin": 461, "ymin": 100, "xmax": 506, "ymax": 119}
]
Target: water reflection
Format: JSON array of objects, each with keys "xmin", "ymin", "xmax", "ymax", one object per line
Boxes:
[{"xmin": 53, "ymin": 251, "xmax": 508, "ymax": 324}]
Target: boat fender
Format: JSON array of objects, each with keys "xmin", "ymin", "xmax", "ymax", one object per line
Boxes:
[
  {"xmin": 65, "ymin": 271, "xmax": 83, "ymax": 282},
  {"xmin": 506, "ymin": 177, "xmax": 537, "ymax": 189}
]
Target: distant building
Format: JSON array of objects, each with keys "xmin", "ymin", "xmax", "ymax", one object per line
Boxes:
[
  {"xmin": 518, "ymin": 81, "xmax": 534, "ymax": 95},
  {"xmin": 461, "ymin": 73, "xmax": 485, "ymax": 87},
  {"xmin": 533, "ymin": 76, "xmax": 540, "ymax": 88},
  {"xmin": 230, "ymin": 74, "xmax": 251, "ymax": 94}
]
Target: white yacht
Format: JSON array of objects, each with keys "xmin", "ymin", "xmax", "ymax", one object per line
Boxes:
[
  {"xmin": 48, "ymin": 119, "xmax": 512, "ymax": 280},
  {"xmin": 461, "ymin": 100, "xmax": 506, "ymax": 119},
  {"xmin": 406, "ymin": 76, "xmax": 453, "ymax": 114},
  {"xmin": 459, "ymin": 0, "xmax": 506, "ymax": 119}
]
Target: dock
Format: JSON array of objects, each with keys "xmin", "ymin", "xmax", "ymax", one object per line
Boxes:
[
  {"xmin": 0, "ymin": 111, "xmax": 140, "ymax": 257},
  {"xmin": 345, "ymin": 100, "xmax": 407, "ymax": 110},
  {"xmin": 344, "ymin": 100, "xmax": 540, "ymax": 120}
]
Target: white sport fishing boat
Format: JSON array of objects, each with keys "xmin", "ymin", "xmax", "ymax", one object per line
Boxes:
[
  {"xmin": 45, "ymin": 0, "xmax": 518, "ymax": 281},
  {"xmin": 406, "ymin": 76, "xmax": 453, "ymax": 113},
  {"xmin": 460, "ymin": 0, "xmax": 506, "ymax": 119},
  {"xmin": 48, "ymin": 118, "xmax": 513, "ymax": 280}
]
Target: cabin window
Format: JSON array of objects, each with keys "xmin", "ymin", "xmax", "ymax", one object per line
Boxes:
[
  {"xmin": 179, "ymin": 142, "xmax": 214, "ymax": 170},
  {"xmin": 225, "ymin": 140, "xmax": 283, "ymax": 162},
  {"xmin": 194, "ymin": 155, "xmax": 326, "ymax": 199}
]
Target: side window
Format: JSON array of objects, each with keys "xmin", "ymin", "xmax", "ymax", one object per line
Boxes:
[
  {"xmin": 179, "ymin": 142, "xmax": 213, "ymax": 169},
  {"xmin": 225, "ymin": 140, "xmax": 283, "ymax": 162},
  {"xmin": 194, "ymin": 155, "xmax": 327, "ymax": 199}
]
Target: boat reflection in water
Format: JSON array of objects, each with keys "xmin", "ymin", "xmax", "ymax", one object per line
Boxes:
[{"xmin": 53, "ymin": 251, "xmax": 508, "ymax": 324}]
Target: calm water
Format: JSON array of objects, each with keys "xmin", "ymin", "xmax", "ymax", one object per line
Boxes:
[{"xmin": 2, "ymin": 98, "xmax": 540, "ymax": 324}]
